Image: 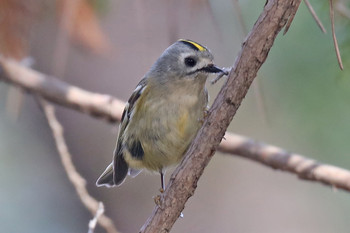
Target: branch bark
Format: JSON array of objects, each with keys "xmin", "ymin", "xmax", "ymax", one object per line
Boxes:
[
  {"xmin": 220, "ymin": 133, "xmax": 350, "ymax": 191},
  {"xmin": 140, "ymin": 0, "xmax": 302, "ymax": 232},
  {"xmin": 39, "ymin": 98, "xmax": 120, "ymax": 233},
  {"xmin": 0, "ymin": 56, "xmax": 124, "ymax": 123}
]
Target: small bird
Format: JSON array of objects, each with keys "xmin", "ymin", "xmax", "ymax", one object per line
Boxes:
[{"xmin": 96, "ymin": 39, "xmax": 227, "ymax": 191}]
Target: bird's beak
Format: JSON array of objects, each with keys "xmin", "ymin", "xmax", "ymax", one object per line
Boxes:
[{"xmin": 201, "ymin": 64, "xmax": 228, "ymax": 75}]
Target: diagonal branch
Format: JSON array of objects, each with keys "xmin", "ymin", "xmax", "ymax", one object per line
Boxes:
[
  {"xmin": 1, "ymin": 43, "xmax": 350, "ymax": 194},
  {"xmin": 140, "ymin": 0, "xmax": 302, "ymax": 232},
  {"xmin": 39, "ymin": 98, "xmax": 120, "ymax": 233}
]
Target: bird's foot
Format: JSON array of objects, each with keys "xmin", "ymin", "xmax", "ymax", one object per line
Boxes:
[{"xmin": 153, "ymin": 194, "xmax": 162, "ymax": 206}]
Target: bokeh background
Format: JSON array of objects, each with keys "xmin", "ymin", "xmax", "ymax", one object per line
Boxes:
[{"xmin": 1, "ymin": 0, "xmax": 350, "ymax": 232}]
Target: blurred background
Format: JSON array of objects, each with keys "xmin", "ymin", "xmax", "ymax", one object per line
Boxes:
[{"xmin": 1, "ymin": 0, "xmax": 350, "ymax": 232}]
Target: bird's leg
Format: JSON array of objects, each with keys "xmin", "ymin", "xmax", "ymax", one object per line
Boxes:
[
  {"xmin": 154, "ymin": 170, "xmax": 165, "ymax": 207},
  {"xmin": 156, "ymin": 170, "xmax": 183, "ymax": 217},
  {"xmin": 160, "ymin": 170, "xmax": 165, "ymax": 193}
]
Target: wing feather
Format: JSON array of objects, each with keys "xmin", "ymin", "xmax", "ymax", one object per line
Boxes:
[{"xmin": 112, "ymin": 78, "xmax": 148, "ymax": 184}]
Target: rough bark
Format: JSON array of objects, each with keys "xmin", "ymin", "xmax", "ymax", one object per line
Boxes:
[{"xmin": 139, "ymin": 0, "xmax": 302, "ymax": 232}]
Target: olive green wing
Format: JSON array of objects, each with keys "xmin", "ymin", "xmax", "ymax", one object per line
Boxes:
[{"xmin": 96, "ymin": 78, "xmax": 148, "ymax": 187}]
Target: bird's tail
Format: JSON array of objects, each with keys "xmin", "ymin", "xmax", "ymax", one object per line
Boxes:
[
  {"xmin": 96, "ymin": 155, "xmax": 129, "ymax": 187},
  {"xmin": 96, "ymin": 163, "xmax": 115, "ymax": 187}
]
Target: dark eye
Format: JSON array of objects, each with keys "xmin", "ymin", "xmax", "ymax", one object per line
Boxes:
[{"xmin": 184, "ymin": 57, "xmax": 197, "ymax": 67}]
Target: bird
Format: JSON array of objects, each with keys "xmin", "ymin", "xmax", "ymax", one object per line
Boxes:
[{"xmin": 96, "ymin": 39, "xmax": 227, "ymax": 191}]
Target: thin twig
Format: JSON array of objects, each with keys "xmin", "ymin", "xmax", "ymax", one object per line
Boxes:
[
  {"xmin": 1, "ymin": 56, "xmax": 350, "ymax": 193},
  {"xmin": 210, "ymin": 67, "xmax": 230, "ymax": 84},
  {"xmin": 88, "ymin": 202, "xmax": 105, "ymax": 233},
  {"xmin": 39, "ymin": 98, "xmax": 120, "ymax": 233},
  {"xmin": 304, "ymin": 0, "xmax": 327, "ymax": 33},
  {"xmin": 329, "ymin": 0, "xmax": 344, "ymax": 70}
]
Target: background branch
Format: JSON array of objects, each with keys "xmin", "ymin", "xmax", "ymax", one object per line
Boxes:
[
  {"xmin": 220, "ymin": 133, "xmax": 350, "ymax": 191},
  {"xmin": 39, "ymin": 98, "xmax": 120, "ymax": 233},
  {"xmin": 1, "ymin": 43, "xmax": 350, "ymax": 195},
  {"xmin": 0, "ymin": 56, "xmax": 124, "ymax": 123},
  {"xmin": 329, "ymin": 0, "xmax": 344, "ymax": 70},
  {"xmin": 304, "ymin": 0, "xmax": 327, "ymax": 33}
]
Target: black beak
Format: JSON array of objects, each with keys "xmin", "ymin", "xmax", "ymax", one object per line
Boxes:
[{"xmin": 200, "ymin": 64, "xmax": 228, "ymax": 74}]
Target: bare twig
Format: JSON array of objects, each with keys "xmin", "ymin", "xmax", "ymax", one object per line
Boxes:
[
  {"xmin": 210, "ymin": 67, "xmax": 230, "ymax": 84},
  {"xmin": 88, "ymin": 202, "xmax": 105, "ymax": 233},
  {"xmin": 1, "ymin": 55, "xmax": 350, "ymax": 193},
  {"xmin": 140, "ymin": 0, "xmax": 302, "ymax": 232},
  {"xmin": 329, "ymin": 0, "xmax": 344, "ymax": 70},
  {"xmin": 220, "ymin": 133, "xmax": 350, "ymax": 191},
  {"xmin": 304, "ymin": 0, "xmax": 327, "ymax": 33},
  {"xmin": 39, "ymin": 98, "xmax": 120, "ymax": 233}
]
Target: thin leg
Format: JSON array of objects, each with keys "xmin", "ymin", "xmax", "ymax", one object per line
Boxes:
[{"xmin": 160, "ymin": 170, "xmax": 165, "ymax": 192}]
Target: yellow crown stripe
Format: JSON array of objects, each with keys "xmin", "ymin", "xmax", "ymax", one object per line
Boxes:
[{"xmin": 179, "ymin": 39, "xmax": 206, "ymax": 51}]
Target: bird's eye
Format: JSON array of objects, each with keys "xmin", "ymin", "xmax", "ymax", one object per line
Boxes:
[{"xmin": 184, "ymin": 57, "xmax": 197, "ymax": 67}]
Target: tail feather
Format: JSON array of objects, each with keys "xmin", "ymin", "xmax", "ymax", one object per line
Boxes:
[
  {"xmin": 96, "ymin": 155, "xmax": 129, "ymax": 187},
  {"xmin": 113, "ymin": 153, "xmax": 129, "ymax": 186},
  {"xmin": 96, "ymin": 163, "xmax": 114, "ymax": 187}
]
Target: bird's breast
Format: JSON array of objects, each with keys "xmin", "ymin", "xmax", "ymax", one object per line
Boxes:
[{"xmin": 123, "ymin": 85, "xmax": 208, "ymax": 171}]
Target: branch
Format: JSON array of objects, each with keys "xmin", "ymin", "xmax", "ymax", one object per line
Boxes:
[
  {"xmin": 0, "ymin": 56, "xmax": 125, "ymax": 123},
  {"xmin": 304, "ymin": 0, "xmax": 327, "ymax": 33},
  {"xmin": 329, "ymin": 0, "xmax": 344, "ymax": 70},
  {"xmin": 39, "ymin": 98, "xmax": 120, "ymax": 233},
  {"xmin": 88, "ymin": 202, "xmax": 105, "ymax": 233},
  {"xmin": 220, "ymin": 133, "xmax": 350, "ymax": 191},
  {"xmin": 140, "ymin": 0, "xmax": 302, "ymax": 232},
  {"xmin": 1, "ymin": 34, "xmax": 350, "ymax": 193}
]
